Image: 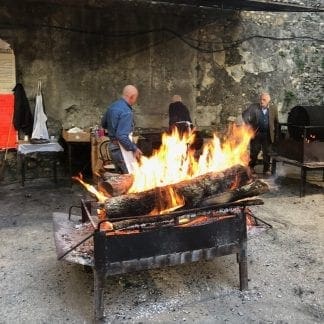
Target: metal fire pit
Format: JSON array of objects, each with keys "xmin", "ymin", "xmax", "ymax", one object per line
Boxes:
[
  {"xmin": 271, "ymin": 123, "xmax": 324, "ymax": 197},
  {"xmin": 53, "ymin": 199, "xmax": 252, "ymax": 320}
]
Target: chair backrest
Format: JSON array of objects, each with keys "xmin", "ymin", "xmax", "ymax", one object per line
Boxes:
[{"xmin": 99, "ymin": 139, "xmax": 116, "ymax": 171}]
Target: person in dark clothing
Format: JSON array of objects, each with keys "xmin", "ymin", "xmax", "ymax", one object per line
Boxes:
[
  {"xmin": 12, "ymin": 83, "xmax": 33, "ymax": 137},
  {"xmin": 168, "ymin": 95, "xmax": 193, "ymax": 136},
  {"xmin": 101, "ymin": 85, "xmax": 142, "ymax": 174},
  {"xmin": 242, "ymin": 92, "xmax": 278, "ymax": 175}
]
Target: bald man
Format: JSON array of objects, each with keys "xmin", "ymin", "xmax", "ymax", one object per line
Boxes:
[
  {"xmin": 242, "ymin": 92, "xmax": 278, "ymax": 176},
  {"xmin": 101, "ymin": 85, "xmax": 142, "ymax": 173}
]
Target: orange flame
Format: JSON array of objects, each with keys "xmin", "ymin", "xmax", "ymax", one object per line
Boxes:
[
  {"xmin": 129, "ymin": 124, "xmax": 253, "ymax": 193},
  {"xmin": 73, "ymin": 124, "xmax": 253, "ymax": 216},
  {"xmin": 126, "ymin": 124, "xmax": 253, "ymax": 214},
  {"xmin": 306, "ymin": 133, "xmax": 316, "ymax": 143},
  {"xmin": 72, "ymin": 174, "xmax": 109, "ymax": 203},
  {"xmin": 149, "ymin": 186, "xmax": 185, "ymax": 215}
]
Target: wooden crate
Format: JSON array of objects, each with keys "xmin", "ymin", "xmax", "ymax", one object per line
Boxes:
[{"xmin": 62, "ymin": 130, "xmax": 90, "ymax": 142}]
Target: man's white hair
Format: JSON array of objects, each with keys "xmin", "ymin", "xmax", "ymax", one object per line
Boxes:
[
  {"xmin": 260, "ymin": 92, "xmax": 271, "ymax": 100},
  {"xmin": 172, "ymin": 95, "xmax": 182, "ymax": 103}
]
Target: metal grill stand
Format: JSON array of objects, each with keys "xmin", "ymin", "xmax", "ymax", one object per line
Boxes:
[{"xmin": 53, "ymin": 201, "xmax": 250, "ymax": 320}]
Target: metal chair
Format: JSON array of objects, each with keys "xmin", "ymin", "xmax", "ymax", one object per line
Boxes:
[{"xmin": 98, "ymin": 139, "xmax": 116, "ymax": 172}]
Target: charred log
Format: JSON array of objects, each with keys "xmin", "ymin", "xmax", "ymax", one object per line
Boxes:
[
  {"xmin": 200, "ymin": 179, "xmax": 269, "ymax": 207},
  {"xmin": 104, "ymin": 164, "xmax": 252, "ymax": 219},
  {"xmin": 99, "ymin": 172, "xmax": 133, "ymax": 196}
]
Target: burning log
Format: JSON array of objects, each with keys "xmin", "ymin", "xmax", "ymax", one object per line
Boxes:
[
  {"xmin": 104, "ymin": 164, "xmax": 252, "ymax": 218},
  {"xmin": 99, "ymin": 172, "xmax": 133, "ymax": 196},
  {"xmin": 200, "ymin": 179, "xmax": 269, "ymax": 207}
]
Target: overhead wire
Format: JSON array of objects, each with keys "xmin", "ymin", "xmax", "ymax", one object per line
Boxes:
[{"xmin": 0, "ymin": 21, "xmax": 323, "ymax": 53}]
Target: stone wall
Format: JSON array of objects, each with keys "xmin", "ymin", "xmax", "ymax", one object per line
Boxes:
[
  {"xmin": 0, "ymin": 2, "xmax": 323, "ymax": 182},
  {"xmin": 194, "ymin": 10, "xmax": 323, "ymax": 127},
  {"xmin": 0, "ymin": 3, "xmax": 322, "ymax": 130},
  {"xmin": 0, "ymin": 2, "xmax": 209, "ymax": 134}
]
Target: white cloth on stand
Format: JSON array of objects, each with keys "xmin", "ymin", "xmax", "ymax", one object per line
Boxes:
[
  {"xmin": 31, "ymin": 81, "xmax": 49, "ymax": 140},
  {"xmin": 18, "ymin": 142, "xmax": 63, "ymax": 155}
]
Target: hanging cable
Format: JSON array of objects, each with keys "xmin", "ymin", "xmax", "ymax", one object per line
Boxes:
[{"xmin": 0, "ymin": 22, "xmax": 323, "ymax": 53}]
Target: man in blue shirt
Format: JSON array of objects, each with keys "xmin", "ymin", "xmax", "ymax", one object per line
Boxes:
[
  {"xmin": 101, "ymin": 85, "xmax": 142, "ymax": 173},
  {"xmin": 242, "ymin": 92, "xmax": 278, "ymax": 176}
]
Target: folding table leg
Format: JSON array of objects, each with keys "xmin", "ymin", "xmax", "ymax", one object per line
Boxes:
[
  {"xmin": 53, "ymin": 158, "xmax": 58, "ymax": 184},
  {"xmin": 21, "ymin": 155, "xmax": 26, "ymax": 187}
]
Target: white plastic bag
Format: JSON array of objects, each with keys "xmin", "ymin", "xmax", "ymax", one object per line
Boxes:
[{"xmin": 31, "ymin": 80, "xmax": 49, "ymax": 140}]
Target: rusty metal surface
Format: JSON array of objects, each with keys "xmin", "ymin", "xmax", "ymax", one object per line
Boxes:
[
  {"xmin": 103, "ymin": 244, "xmax": 240, "ymax": 276},
  {"xmin": 275, "ymin": 138, "xmax": 324, "ymax": 163},
  {"xmin": 275, "ymin": 122, "xmax": 324, "ymax": 164},
  {"xmin": 53, "ymin": 208, "xmax": 247, "ymax": 271},
  {"xmin": 94, "ymin": 213, "xmax": 243, "ymax": 265},
  {"xmin": 53, "ymin": 212, "xmax": 94, "ymax": 266},
  {"xmin": 53, "ymin": 211, "xmax": 242, "ymax": 274},
  {"xmin": 287, "ymin": 106, "xmax": 324, "ymax": 140},
  {"xmin": 54, "ymin": 206, "xmax": 249, "ymax": 320}
]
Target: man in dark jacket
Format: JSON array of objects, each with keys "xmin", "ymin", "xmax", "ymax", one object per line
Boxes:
[
  {"xmin": 12, "ymin": 83, "xmax": 33, "ymax": 137},
  {"xmin": 168, "ymin": 95, "xmax": 193, "ymax": 136},
  {"xmin": 242, "ymin": 92, "xmax": 278, "ymax": 175}
]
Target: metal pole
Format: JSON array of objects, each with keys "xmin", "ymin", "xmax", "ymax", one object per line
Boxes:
[{"xmin": 238, "ymin": 208, "xmax": 248, "ymax": 290}]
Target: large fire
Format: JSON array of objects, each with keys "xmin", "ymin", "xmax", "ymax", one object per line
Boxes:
[
  {"xmin": 74, "ymin": 124, "xmax": 254, "ymax": 216},
  {"xmin": 129, "ymin": 124, "xmax": 253, "ymax": 193}
]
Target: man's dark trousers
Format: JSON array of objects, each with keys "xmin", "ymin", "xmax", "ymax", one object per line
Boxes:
[{"xmin": 249, "ymin": 132, "xmax": 271, "ymax": 173}]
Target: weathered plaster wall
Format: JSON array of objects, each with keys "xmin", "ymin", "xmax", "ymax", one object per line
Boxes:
[
  {"xmin": 0, "ymin": 3, "xmax": 322, "ymax": 133},
  {"xmin": 235, "ymin": 11, "xmax": 323, "ymax": 121},
  {"xmin": 194, "ymin": 11, "xmax": 323, "ymax": 128},
  {"xmin": 0, "ymin": 2, "xmax": 217, "ymax": 133},
  {"xmin": 0, "ymin": 2, "xmax": 323, "ymax": 182}
]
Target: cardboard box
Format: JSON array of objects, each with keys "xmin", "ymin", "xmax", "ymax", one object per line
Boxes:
[{"xmin": 62, "ymin": 130, "xmax": 90, "ymax": 142}]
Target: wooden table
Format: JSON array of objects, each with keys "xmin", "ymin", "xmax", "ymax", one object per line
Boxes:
[
  {"xmin": 17, "ymin": 141, "xmax": 64, "ymax": 186},
  {"xmin": 62, "ymin": 130, "xmax": 91, "ymax": 185}
]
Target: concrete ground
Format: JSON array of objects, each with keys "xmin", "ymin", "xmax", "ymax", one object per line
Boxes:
[{"xmin": 0, "ymin": 163, "xmax": 323, "ymax": 324}]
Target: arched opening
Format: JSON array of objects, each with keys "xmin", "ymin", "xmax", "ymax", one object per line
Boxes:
[
  {"xmin": 0, "ymin": 38, "xmax": 16, "ymax": 93},
  {"xmin": 0, "ymin": 38, "xmax": 17, "ymax": 149}
]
